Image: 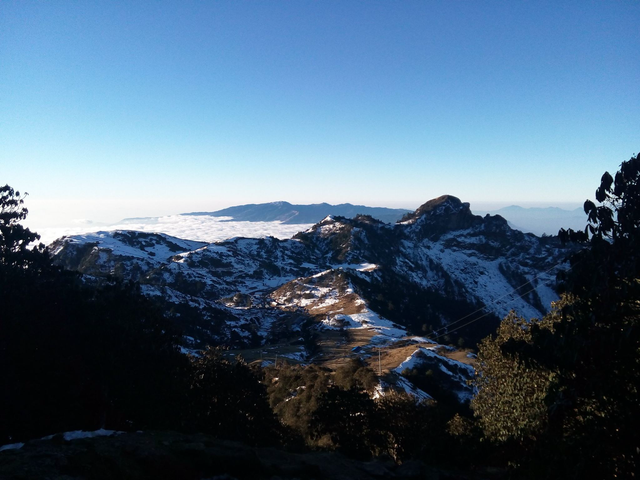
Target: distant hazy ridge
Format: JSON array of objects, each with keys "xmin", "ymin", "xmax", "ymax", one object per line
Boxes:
[
  {"xmin": 184, "ymin": 201, "xmax": 412, "ymax": 225},
  {"xmin": 474, "ymin": 205, "xmax": 586, "ymax": 236},
  {"xmin": 183, "ymin": 200, "xmax": 587, "ymax": 236}
]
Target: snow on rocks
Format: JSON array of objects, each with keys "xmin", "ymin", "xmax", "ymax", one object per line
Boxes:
[
  {"xmin": 270, "ymin": 269, "xmax": 407, "ymax": 343},
  {"xmin": 0, "ymin": 429, "xmax": 124, "ymax": 452},
  {"xmin": 394, "ymin": 347, "xmax": 475, "ymax": 403},
  {"xmin": 53, "ymin": 230, "xmax": 207, "ymax": 262},
  {"xmin": 0, "ymin": 442, "xmax": 24, "ymax": 452},
  {"xmin": 42, "ymin": 429, "xmax": 124, "ymax": 442},
  {"xmin": 395, "ymin": 376, "xmax": 433, "ymax": 401}
]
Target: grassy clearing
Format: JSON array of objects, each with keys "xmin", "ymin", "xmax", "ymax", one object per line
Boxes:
[
  {"xmin": 314, "ymin": 328, "xmax": 376, "ymax": 370},
  {"xmin": 227, "ymin": 326, "xmax": 477, "ymax": 375}
]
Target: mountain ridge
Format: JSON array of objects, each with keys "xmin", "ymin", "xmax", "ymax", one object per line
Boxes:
[
  {"xmin": 182, "ymin": 201, "xmax": 412, "ymax": 225},
  {"xmin": 109, "ymin": 200, "xmax": 587, "ymax": 241}
]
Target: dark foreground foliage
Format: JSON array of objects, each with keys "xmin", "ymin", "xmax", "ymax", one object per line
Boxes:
[
  {"xmin": 472, "ymin": 152, "xmax": 640, "ymax": 478},
  {"xmin": 0, "ymin": 185, "xmax": 280, "ymax": 446},
  {"xmin": 0, "ymin": 430, "xmax": 472, "ymax": 480},
  {"xmin": 263, "ymin": 359, "xmax": 483, "ymax": 467}
]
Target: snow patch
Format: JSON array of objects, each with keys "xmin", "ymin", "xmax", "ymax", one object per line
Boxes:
[
  {"xmin": 41, "ymin": 428, "xmax": 124, "ymax": 442},
  {"xmin": 395, "ymin": 376, "xmax": 433, "ymax": 401},
  {"xmin": 394, "ymin": 347, "xmax": 475, "ymax": 403},
  {"xmin": 0, "ymin": 429, "xmax": 125, "ymax": 452},
  {"xmin": 0, "ymin": 442, "xmax": 24, "ymax": 452}
]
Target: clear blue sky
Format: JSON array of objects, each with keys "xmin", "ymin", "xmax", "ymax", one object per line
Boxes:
[{"xmin": 1, "ymin": 1, "xmax": 638, "ymax": 227}]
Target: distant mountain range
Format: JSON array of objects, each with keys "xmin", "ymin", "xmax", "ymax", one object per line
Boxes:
[
  {"xmin": 474, "ymin": 205, "xmax": 587, "ymax": 236},
  {"xmin": 183, "ymin": 201, "xmax": 412, "ymax": 225},
  {"xmin": 179, "ymin": 200, "xmax": 587, "ymax": 237}
]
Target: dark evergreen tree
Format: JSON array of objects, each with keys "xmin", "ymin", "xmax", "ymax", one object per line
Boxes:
[
  {"xmin": 534, "ymin": 152, "xmax": 640, "ymax": 478},
  {"xmin": 333, "ymin": 358, "xmax": 378, "ymax": 392},
  {"xmin": 265, "ymin": 363, "xmax": 330, "ymax": 444},
  {"xmin": 373, "ymin": 391, "xmax": 434, "ymax": 462},
  {"xmin": 186, "ymin": 347, "xmax": 281, "ymax": 445},
  {"xmin": 309, "ymin": 385, "xmax": 376, "ymax": 459},
  {"xmin": 0, "ymin": 185, "xmax": 189, "ymax": 442}
]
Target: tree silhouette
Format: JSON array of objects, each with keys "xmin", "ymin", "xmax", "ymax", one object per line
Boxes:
[
  {"xmin": 472, "ymin": 152, "xmax": 640, "ymax": 477},
  {"xmin": 187, "ymin": 347, "xmax": 280, "ymax": 445},
  {"xmin": 310, "ymin": 385, "xmax": 376, "ymax": 459},
  {"xmin": 541, "ymin": 152, "xmax": 640, "ymax": 477},
  {"xmin": 0, "ymin": 185, "xmax": 47, "ymax": 271},
  {"xmin": 0, "ymin": 185, "xmax": 189, "ymax": 442}
]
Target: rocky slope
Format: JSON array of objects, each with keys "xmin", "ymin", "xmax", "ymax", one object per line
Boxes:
[{"xmin": 0, "ymin": 430, "xmax": 484, "ymax": 480}]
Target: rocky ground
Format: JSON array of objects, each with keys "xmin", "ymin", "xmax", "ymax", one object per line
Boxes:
[{"xmin": 0, "ymin": 430, "xmax": 502, "ymax": 480}]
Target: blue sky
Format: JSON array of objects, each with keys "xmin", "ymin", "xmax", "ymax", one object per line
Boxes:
[{"xmin": 1, "ymin": 1, "xmax": 638, "ymax": 228}]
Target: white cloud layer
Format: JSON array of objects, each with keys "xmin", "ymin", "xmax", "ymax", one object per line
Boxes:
[{"xmin": 36, "ymin": 215, "xmax": 314, "ymax": 247}]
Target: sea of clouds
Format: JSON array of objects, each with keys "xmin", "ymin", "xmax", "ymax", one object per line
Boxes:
[{"xmin": 37, "ymin": 215, "xmax": 314, "ymax": 247}]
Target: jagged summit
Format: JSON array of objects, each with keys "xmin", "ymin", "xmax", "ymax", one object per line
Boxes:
[
  {"xmin": 400, "ymin": 195, "xmax": 480, "ymax": 240},
  {"xmin": 397, "ymin": 195, "xmax": 511, "ymax": 241},
  {"xmin": 415, "ymin": 195, "xmax": 468, "ymax": 216},
  {"xmin": 400, "ymin": 195, "xmax": 468, "ymax": 223},
  {"xmin": 319, "ymin": 215, "xmax": 335, "ymax": 224}
]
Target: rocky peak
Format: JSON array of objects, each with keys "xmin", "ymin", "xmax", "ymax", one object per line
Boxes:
[
  {"xmin": 296, "ymin": 216, "xmax": 345, "ymax": 239},
  {"xmin": 416, "ymin": 195, "xmax": 467, "ymax": 216},
  {"xmin": 319, "ymin": 215, "xmax": 335, "ymax": 224},
  {"xmin": 399, "ymin": 195, "xmax": 479, "ymax": 239}
]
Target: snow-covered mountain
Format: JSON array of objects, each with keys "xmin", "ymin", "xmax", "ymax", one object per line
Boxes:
[
  {"xmin": 49, "ymin": 195, "xmax": 573, "ymax": 402},
  {"xmin": 51, "ymin": 196, "xmax": 569, "ymax": 350}
]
